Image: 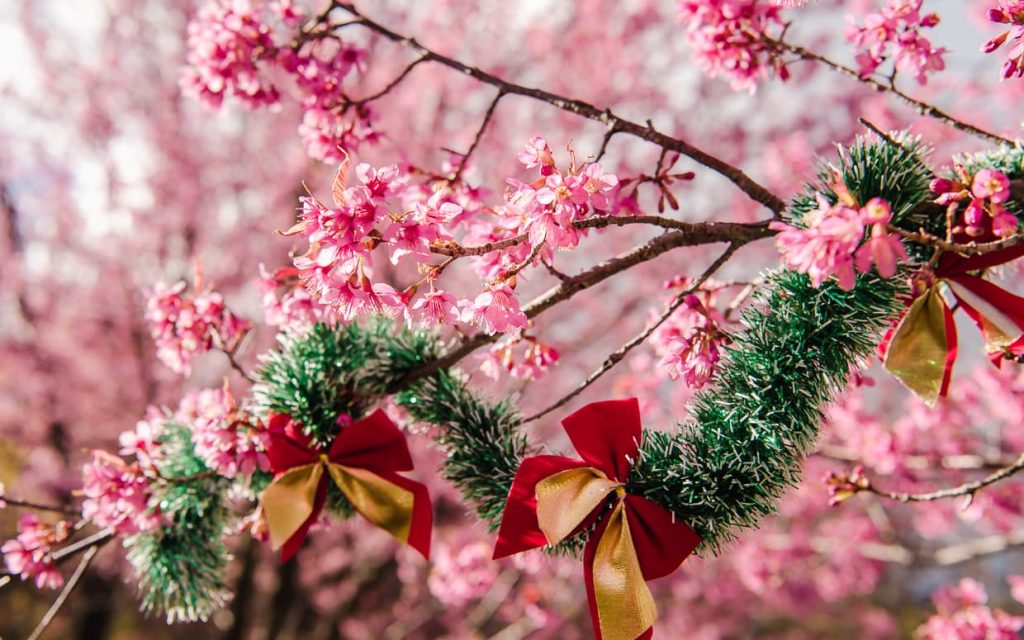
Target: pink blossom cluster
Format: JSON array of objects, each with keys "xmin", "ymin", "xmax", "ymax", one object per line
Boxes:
[
  {"xmin": 81, "ymin": 450, "xmax": 161, "ymax": 536},
  {"xmin": 118, "ymin": 411, "xmax": 165, "ymax": 469},
  {"xmin": 180, "ymin": 0, "xmax": 281, "ymax": 108},
  {"xmin": 287, "ymin": 141, "xmax": 620, "ymax": 338},
  {"xmin": 651, "ymin": 286, "xmax": 727, "ymax": 389},
  {"xmin": 771, "ymin": 192, "xmax": 906, "ymax": 291},
  {"xmin": 1, "ymin": 515, "xmax": 68, "ymax": 589},
  {"xmin": 480, "ymin": 334, "xmax": 560, "ymax": 381},
  {"xmin": 846, "ymin": 0, "xmax": 945, "ymax": 85},
  {"xmin": 145, "ymin": 280, "xmax": 250, "ymax": 375},
  {"xmin": 932, "ymin": 167, "xmax": 1018, "ymax": 240},
  {"xmin": 983, "ymin": 1, "xmax": 1024, "ymax": 80},
  {"xmin": 182, "ymin": 0, "xmax": 379, "ymax": 161},
  {"xmin": 676, "ymin": 0, "xmax": 787, "ymax": 92},
  {"xmin": 916, "ymin": 578, "xmax": 1024, "ymax": 639},
  {"xmin": 259, "ymin": 264, "xmax": 333, "ymax": 332},
  {"xmin": 188, "ymin": 387, "xmax": 270, "ymax": 479},
  {"xmin": 507, "ymin": 136, "xmax": 619, "ymax": 250}
]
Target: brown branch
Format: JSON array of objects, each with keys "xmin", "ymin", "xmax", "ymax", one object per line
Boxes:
[
  {"xmin": 889, "ymin": 226, "xmax": 1024, "ymax": 257},
  {"xmin": 351, "ymin": 54, "xmax": 429, "ymax": 107},
  {"xmin": 770, "ymin": 38, "xmax": 1014, "ymax": 146},
  {"xmin": 450, "ymin": 90, "xmax": 505, "ymax": 183},
  {"xmin": 430, "ymin": 215, "xmax": 773, "ymax": 258},
  {"xmin": 866, "ymin": 452, "xmax": 1024, "ymax": 503},
  {"xmin": 328, "ymin": 2, "xmax": 787, "ymax": 215},
  {"xmin": 390, "ymin": 227, "xmax": 761, "ymax": 391},
  {"xmin": 1, "ymin": 496, "xmax": 79, "ymax": 516},
  {"xmin": 521, "ymin": 243, "xmax": 738, "ymax": 423},
  {"xmin": 27, "ymin": 545, "xmax": 99, "ymax": 640}
]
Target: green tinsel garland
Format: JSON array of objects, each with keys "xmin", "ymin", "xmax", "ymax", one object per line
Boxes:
[{"xmin": 126, "ymin": 422, "xmax": 231, "ymax": 622}]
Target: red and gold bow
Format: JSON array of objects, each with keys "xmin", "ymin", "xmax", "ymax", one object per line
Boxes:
[
  {"xmin": 881, "ymin": 245, "xmax": 1024, "ymax": 404},
  {"xmin": 493, "ymin": 399, "xmax": 700, "ymax": 640},
  {"xmin": 260, "ymin": 410, "xmax": 432, "ymax": 562}
]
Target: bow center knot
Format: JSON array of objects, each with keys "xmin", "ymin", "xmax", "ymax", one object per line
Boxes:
[
  {"xmin": 318, "ymin": 453, "xmax": 330, "ymax": 465},
  {"xmin": 613, "ymin": 485, "xmax": 626, "ymax": 499}
]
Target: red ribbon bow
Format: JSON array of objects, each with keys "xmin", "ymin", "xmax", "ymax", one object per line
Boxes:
[
  {"xmin": 493, "ymin": 399, "xmax": 700, "ymax": 640},
  {"xmin": 261, "ymin": 409, "xmax": 432, "ymax": 562},
  {"xmin": 880, "ymin": 244, "xmax": 1024, "ymax": 403}
]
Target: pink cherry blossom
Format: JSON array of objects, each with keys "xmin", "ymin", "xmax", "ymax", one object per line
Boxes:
[
  {"xmin": 2, "ymin": 515, "xmax": 68, "ymax": 589},
  {"xmin": 189, "ymin": 390, "xmax": 269, "ymax": 479},
  {"xmin": 463, "ymin": 283, "xmax": 528, "ymax": 334},
  {"xmin": 517, "ymin": 136, "xmax": 555, "ymax": 175},
  {"xmin": 81, "ymin": 451, "xmax": 161, "ymax": 536},
  {"xmin": 770, "ymin": 195, "xmax": 865, "ymax": 290},
  {"xmin": 180, "ymin": 0, "xmax": 280, "ymax": 108},
  {"xmin": 917, "ymin": 578, "xmax": 1024, "ymax": 639},
  {"xmin": 145, "ymin": 281, "xmax": 251, "ymax": 375},
  {"xmin": 676, "ymin": 0, "xmax": 787, "ymax": 92},
  {"xmin": 411, "ymin": 288, "xmax": 461, "ymax": 326},
  {"xmin": 984, "ymin": 1, "xmax": 1024, "ymax": 79},
  {"xmin": 846, "ymin": 0, "xmax": 946, "ymax": 85},
  {"xmin": 854, "ymin": 198, "xmax": 907, "ymax": 278},
  {"xmin": 427, "ymin": 540, "xmax": 499, "ymax": 607}
]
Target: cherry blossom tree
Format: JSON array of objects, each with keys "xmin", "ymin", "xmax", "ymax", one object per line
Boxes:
[{"xmin": 5, "ymin": 1, "xmax": 1024, "ymax": 639}]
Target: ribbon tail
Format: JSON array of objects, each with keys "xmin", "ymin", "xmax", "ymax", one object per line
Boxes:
[
  {"xmin": 882, "ymin": 287, "xmax": 956, "ymax": 405},
  {"xmin": 947, "ymin": 275, "xmax": 1024, "ymax": 364},
  {"xmin": 327, "ymin": 464, "xmax": 429, "ymax": 558},
  {"xmin": 260, "ymin": 463, "xmax": 326, "ymax": 563},
  {"xmin": 584, "ymin": 502, "xmax": 657, "ymax": 640}
]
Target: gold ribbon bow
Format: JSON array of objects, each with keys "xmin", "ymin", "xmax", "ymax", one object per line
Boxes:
[
  {"xmin": 536, "ymin": 467, "xmax": 656, "ymax": 640},
  {"xmin": 262, "ymin": 453, "xmax": 415, "ymax": 552}
]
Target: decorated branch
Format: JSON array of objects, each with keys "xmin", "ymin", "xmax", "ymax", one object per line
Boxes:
[{"xmin": 13, "ymin": 1, "xmax": 1024, "ymax": 639}]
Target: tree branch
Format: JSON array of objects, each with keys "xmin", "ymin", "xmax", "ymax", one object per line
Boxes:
[
  {"xmin": 866, "ymin": 452, "xmax": 1024, "ymax": 503},
  {"xmin": 450, "ymin": 90, "xmax": 505, "ymax": 183},
  {"xmin": 27, "ymin": 545, "xmax": 99, "ymax": 640},
  {"xmin": 520, "ymin": 243, "xmax": 738, "ymax": 423},
  {"xmin": 770, "ymin": 38, "xmax": 1014, "ymax": 146},
  {"xmin": 328, "ymin": 2, "xmax": 787, "ymax": 215}
]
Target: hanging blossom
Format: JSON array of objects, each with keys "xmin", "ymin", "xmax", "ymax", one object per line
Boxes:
[
  {"xmin": 1, "ymin": 515, "xmax": 69, "ymax": 589},
  {"xmin": 915, "ymin": 578, "xmax": 1024, "ymax": 639},
  {"xmin": 118, "ymin": 410, "xmax": 165, "ymax": 469},
  {"xmin": 846, "ymin": 0, "xmax": 945, "ymax": 85},
  {"xmin": 189, "ymin": 386, "xmax": 270, "ymax": 479},
  {"xmin": 676, "ymin": 0, "xmax": 788, "ymax": 93},
  {"xmin": 81, "ymin": 451, "xmax": 162, "ymax": 536},
  {"xmin": 504, "ymin": 137, "xmax": 620, "ymax": 251},
  {"xmin": 180, "ymin": 0, "xmax": 281, "ymax": 108},
  {"xmin": 182, "ymin": 0, "xmax": 380, "ymax": 162},
  {"xmin": 480, "ymin": 331, "xmax": 560, "ymax": 381},
  {"xmin": 983, "ymin": 1, "xmax": 1024, "ymax": 80},
  {"xmin": 259, "ymin": 264, "xmax": 333, "ymax": 332},
  {"xmin": 651, "ymin": 285, "xmax": 728, "ymax": 389},
  {"xmin": 932, "ymin": 166, "xmax": 1018, "ymax": 240},
  {"xmin": 770, "ymin": 180, "xmax": 906, "ymax": 290},
  {"xmin": 145, "ymin": 280, "xmax": 250, "ymax": 375}
]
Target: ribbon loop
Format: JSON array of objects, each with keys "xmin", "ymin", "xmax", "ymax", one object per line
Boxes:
[
  {"xmin": 882, "ymin": 286, "xmax": 956, "ymax": 405},
  {"xmin": 263, "ymin": 462, "xmax": 325, "ymax": 551},
  {"xmin": 535, "ymin": 467, "xmax": 621, "ymax": 546},
  {"xmin": 326, "ymin": 464, "xmax": 415, "ymax": 546}
]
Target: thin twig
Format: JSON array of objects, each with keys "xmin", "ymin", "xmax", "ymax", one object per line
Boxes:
[
  {"xmin": 521, "ymin": 243, "xmax": 737, "ymax": 423},
  {"xmin": 352, "ymin": 54, "xmax": 429, "ymax": 106},
  {"xmin": 771, "ymin": 38, "xmax": 1014, "ymax": 146},
  {"xmin": 50, "ymin": 528, "xmax": 114, "ymax": 563},
  {"xmin": 866, "ymin": 452, "xmax": 1024, "ymax": 503},
  {"xmin": 329, "ymin": 1, "xmax": 787, "ymax": 214},
  {"xmin": 450, "ymin": 91, "xmax": 505, "ymax": 183},
  {"xmin": 27, "ymin": 545, "xmax": 99, "ymax": 640},
  {"xmin": 429, "ymin": 216, "xmax": 773, "ymax": 257},
  {"xmin": 1, "ymin": 496, "xmax": 78, "ymax": 516}
]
